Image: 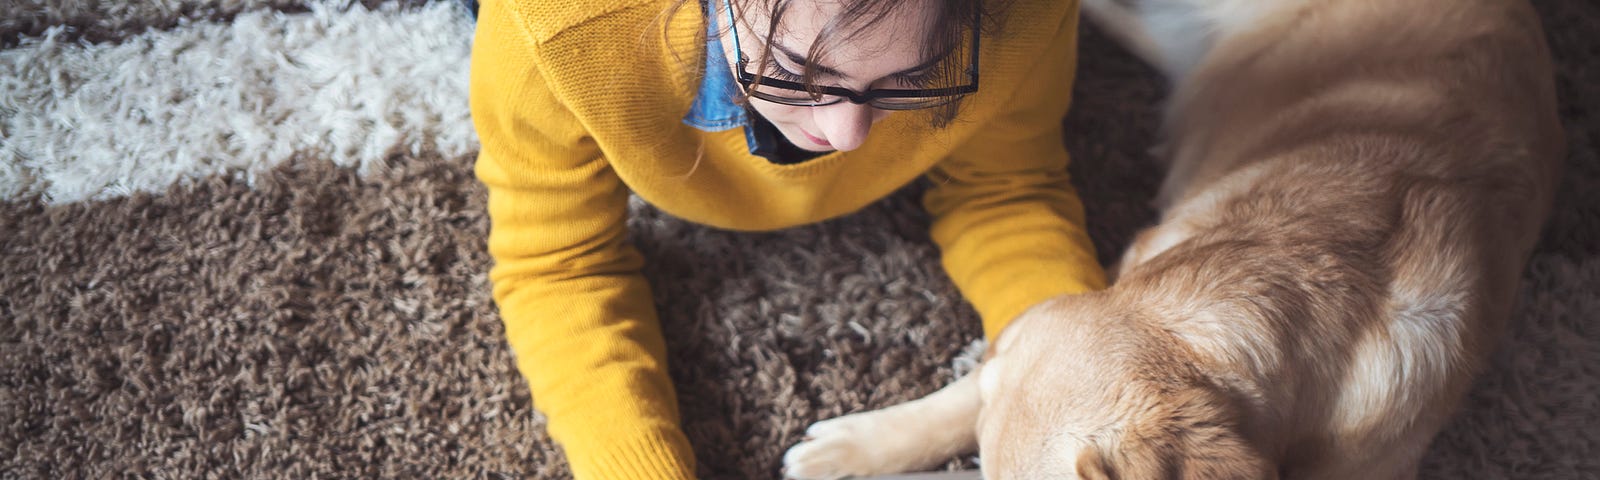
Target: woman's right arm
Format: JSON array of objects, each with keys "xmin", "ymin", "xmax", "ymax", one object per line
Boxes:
[{"xmin": 471, "ymin": 2, "xmax": 695, "ymax": 478}]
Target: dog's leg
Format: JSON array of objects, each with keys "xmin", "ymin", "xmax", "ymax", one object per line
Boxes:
[{"xmin": 783, "ymin": 373, "xmax": 981, "ymax": 479}]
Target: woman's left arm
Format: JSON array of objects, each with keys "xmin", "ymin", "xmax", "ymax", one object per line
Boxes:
[{"xmin": 923, "ymin": 4, "xmax": 1107, "ymax": 341}]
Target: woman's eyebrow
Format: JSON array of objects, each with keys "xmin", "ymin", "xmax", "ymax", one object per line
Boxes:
[{"xmin": 770, "ymin": 41, "xmax": 955, "ymax": 79}]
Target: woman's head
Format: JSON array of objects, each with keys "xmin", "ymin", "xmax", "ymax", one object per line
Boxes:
[{"xmin": 677, "ymin": 0, "xmax": 988, "ymax": 153}]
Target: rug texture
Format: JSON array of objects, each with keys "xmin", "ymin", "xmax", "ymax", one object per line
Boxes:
[{"xmin": 2, "ymin": 1, "xmax": 1596, "ymax": 478}]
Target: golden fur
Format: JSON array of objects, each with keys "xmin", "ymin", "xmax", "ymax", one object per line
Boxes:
[{"xmin": 783, "ymin": 0, "xmax": 1563, "ymax": 478}]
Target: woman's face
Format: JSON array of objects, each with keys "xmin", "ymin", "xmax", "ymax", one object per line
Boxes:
[{"xmin": 719, "ymin": 0, "xmax": 940, "ymax": 152}]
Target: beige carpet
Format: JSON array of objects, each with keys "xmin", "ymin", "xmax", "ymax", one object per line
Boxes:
[{"xmin": 2, "ymin": 1, "xmax": 1596, "ymax": 478}]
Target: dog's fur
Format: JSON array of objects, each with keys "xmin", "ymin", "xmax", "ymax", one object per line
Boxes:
[{"xmin": 782, "ymin": 0, "xmax": 1564, "ymax": 478}]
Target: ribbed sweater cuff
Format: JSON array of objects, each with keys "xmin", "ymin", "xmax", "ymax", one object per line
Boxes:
[{"xmin": 564, "ymin": 426, "xmax": 697, "ymax": 480}]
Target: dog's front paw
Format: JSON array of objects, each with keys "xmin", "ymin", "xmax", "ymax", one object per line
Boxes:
[
  {"xmin": 785, "ymin": 377, "xmax": 981, "ymax": 479},
  {"xmin": 783, "ymin": 414, "xmax": 896, "ymax": 480}
]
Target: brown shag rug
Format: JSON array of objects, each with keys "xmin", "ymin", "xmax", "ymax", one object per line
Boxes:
[{"xmin": 2, "ymin": 1, "xmax": 1596, "ymax": 478}]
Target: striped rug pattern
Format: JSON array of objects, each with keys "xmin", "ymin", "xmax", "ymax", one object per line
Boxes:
[{"xmin": 2, "ymin": 1, "xmax": 1596, "ymax": 477}]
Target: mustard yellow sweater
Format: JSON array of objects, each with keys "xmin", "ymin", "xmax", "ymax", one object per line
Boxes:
[{"xmin": 470, "ymin": 0, "xmax": 1104, "ymax": 477}]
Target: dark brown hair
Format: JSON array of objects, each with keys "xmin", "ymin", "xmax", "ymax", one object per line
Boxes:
[{"xmin": 662, "ymin": 0, "xmax": 1003, "ymax": 128}]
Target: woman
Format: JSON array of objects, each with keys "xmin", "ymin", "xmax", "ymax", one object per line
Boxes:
[{"xmin": 469, "ymin": 0, "xmax": 1105, "ymax": 477}]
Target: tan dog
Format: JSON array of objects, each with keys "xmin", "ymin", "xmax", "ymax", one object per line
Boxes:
[{"xmin": 782, "ymin": 0, "xmax": 1564, "ymax": 478}]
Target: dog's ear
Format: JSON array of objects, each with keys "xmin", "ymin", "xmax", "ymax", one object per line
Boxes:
[
  {"xmin": 1168, "ymin": 388, "xmax": 1278, "ymax": 480},
  {"xmin": 1177, "ymin": 432, "xmax": 1273, "ymax": 480},
  {"xmin": 1075, "ymin": 447, "xmax": 1116, "ymax": 480},
  {"xmin": 1177, "ymin": 436, "xmax": 1276, "ymax": 480},
  {"xmin": 1082, "ymin": 434, "xmax": 1269, "ymax": 480},
  {"xmin": 1071, "ymin": 439, "xmax": 1172, "ymax": 480},
  {"xmin": 1087, "ymin": 387, "xmax": 1276, "ymax": 480}
]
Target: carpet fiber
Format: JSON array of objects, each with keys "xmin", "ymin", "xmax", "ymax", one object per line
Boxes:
[{"xmin": 2, "ymin": 1, "xmax": 1596, "ymax": 478}]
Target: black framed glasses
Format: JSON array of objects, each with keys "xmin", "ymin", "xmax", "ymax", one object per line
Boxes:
[{"xmin": 722, "ymin": 0, "xmax": 980, "ymax": 111}]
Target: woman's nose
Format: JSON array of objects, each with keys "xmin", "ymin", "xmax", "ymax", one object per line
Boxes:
[{"xmin": 812, "ymin": 102, "xmax": 887, "ymax": 151}]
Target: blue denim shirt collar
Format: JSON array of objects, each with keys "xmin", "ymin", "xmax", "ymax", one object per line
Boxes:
[
  {"xmin": 681, "ymin": 4, "xmax": 748, "ymax": 132},
  {"xmin": 683, "ymin": 2, "xmax": 823, "ymax": 164}
]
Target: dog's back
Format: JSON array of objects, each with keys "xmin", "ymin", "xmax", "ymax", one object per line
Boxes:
[
  {"xmin": 1091, "ymin": 0, "xmax": 1564, "ymax": 477},
  {"xmin": 1144, "ymin": 0, "xmax": 1563, "ymax": 209}
]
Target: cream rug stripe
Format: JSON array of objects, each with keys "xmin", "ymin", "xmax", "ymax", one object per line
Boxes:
[{"xmin": 0, "ymin": 0, "xmax": 476, "ymax": 204}]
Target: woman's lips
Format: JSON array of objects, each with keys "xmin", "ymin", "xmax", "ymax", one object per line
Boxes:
[{"xmin": 800, "ymin": 128, "xmax": 831, "ymax": 147}]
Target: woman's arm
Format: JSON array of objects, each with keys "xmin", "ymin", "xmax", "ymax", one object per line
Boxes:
[
  {"xmin": 924, "ymin": 4, "xmax": 1107, "ymax": 341},
  {"xmin": 471, "ymin": 2, "xmax": 694, "ymax": 478}
]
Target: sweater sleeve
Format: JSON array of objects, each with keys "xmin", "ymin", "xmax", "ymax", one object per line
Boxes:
[
  {"xmin": 470, "ymin": 2, "xmax": 695, "ymax": 479},
  {"xmin": 923, "ymin": 6, "xmax": 1107, "ymax": 341}
]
